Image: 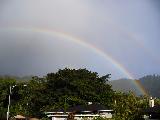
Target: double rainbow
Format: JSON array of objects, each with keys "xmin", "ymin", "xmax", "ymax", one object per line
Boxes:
[{"xmin": 0, "ymin": 27, "xmax": 147, "ymax": 95}]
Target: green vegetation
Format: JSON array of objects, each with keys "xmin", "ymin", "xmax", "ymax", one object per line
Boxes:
[{"xmin": 0, "ymin": 68, "xmax": 159, "ymax": 119}]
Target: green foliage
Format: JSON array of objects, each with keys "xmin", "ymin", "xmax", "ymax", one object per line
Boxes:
[
  {"xmin": 0, "ymin": 68, "xmax": 113, "ymax": 118},
  {"xmin": 0, "ymin": 76, "xmax": 16, "ymax": 119},
  {"xmin": 112, "ymin": 92, "xmax": 149, "ymax": 120},
  {"xmin": 0, "ymin": 69, "xmax": 158, "ymax": 119},
  {"xmin": 44, "ymin": 68, "xmax": 113, "ymax": 110}
]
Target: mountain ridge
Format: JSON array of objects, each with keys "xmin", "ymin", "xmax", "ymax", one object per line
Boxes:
[{"xmin": 109, "ymin": 75, "xmax": 160, "ymax": 97}]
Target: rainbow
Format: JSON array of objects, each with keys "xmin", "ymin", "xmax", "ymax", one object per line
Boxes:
[{"xmin": 0, "ymin": 26, "xmax": 147, "ymax": 95}]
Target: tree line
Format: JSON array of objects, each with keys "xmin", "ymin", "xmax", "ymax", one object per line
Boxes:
[{"xmin": 0, "ymin": 68, "xmax": 159, "ymax": 119}]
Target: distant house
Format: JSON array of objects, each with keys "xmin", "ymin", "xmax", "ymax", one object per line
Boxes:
[
  {"xmin": 143, "ymin": 97, "xmax": 160, "ymax": 120},
  {"xmin": 143, "ymin": 105, "xmax": 160, "ymax": 120},
  {"xmin": 45, "ymin": 103, "xmax": 113, "ymax": 120}
]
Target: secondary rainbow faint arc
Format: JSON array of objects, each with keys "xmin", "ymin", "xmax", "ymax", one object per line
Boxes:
[{"xmin": 0, "ymin": 27, "xmax": 147, "ymax": 95}]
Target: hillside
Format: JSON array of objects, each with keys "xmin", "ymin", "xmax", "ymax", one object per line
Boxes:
[
  {"xmin": 109, "ymin": 75, "xmax": 160, "ymax": 97},
  {"xmin": 139, "ymin": 75, "xmax": 160, "ymax": 97},
  {"xmin": 107, "ymin": 79, "xmax": 141, "ymax": 95}
]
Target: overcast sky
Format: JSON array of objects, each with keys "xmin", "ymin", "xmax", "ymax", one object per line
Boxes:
[{"xmin": 0, "ymin": 0, "xmax": 160, "ymax": 79}]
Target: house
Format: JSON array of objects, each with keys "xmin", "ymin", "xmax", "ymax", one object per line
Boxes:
[
  {"xmin": 45, "ymin": 103, "xmax": 113, "ymax": 120},
  {"xmin": 143, "ymin": 97, "xmax": 160, "ymax": 120},
  {"xmin": 143, "ymin": 105, "xmax": 160, "ymax": 120}
]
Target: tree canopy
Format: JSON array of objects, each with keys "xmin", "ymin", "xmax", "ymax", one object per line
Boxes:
[
  {"xmin": 0, "ymin": 68, "xmax": 114, "ymax": 119},
  {"xmin": 0, "ymin": 68, "xmax": 157, "ymax": 120}
]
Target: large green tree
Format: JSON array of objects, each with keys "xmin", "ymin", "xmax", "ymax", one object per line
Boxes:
[
  {"xmin": 45, "ymin": 68, "xmax": 113, "ymax": 109},
  {"xmin": 16, "ymin": 68, "xmax": 113, "ymax": 117}
]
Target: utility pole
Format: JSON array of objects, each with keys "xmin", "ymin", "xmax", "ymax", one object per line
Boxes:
[
  {"xmin": 7, "ymin": 84, "xmax": 27, "ymax": 120},
  {"xmin": 7, "ymin": 85, "xmax": 16, "ymax": 120}
]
